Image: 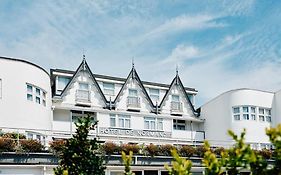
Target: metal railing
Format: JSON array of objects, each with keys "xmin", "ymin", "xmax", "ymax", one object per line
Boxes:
[
  {"xmin": 127, "ymin": 96, "xmax": 140, "ymax": 108},
  {"xmin": 171, "ymin": 101, "xmax": 183, "ymax": 112},
  {"xmin": 75, "ymin": 89, "xmax": 91, "ymax": 103}
]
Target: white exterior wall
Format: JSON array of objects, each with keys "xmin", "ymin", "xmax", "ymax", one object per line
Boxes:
[
  {"xmin": 0, "ymin": 58, "xmax": 52, "ymax": 131},
  {"xmin": 201, "ymin": 89, "xmax": 274, "ymax": 146},
  {"xmin": 273, "ymin": 89, "xmax": 281, "ymax": 126}
]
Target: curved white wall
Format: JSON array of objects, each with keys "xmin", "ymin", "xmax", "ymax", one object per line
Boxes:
[
  {"xmin": 201, "ymin": 89, "xmax": 274, "ymax": 146},
  {"xmin": 0, "ymin": 57, "xmax": 52, "ymax": 131}
]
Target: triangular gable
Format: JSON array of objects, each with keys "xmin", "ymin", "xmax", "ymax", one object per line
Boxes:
[
  {"xmin": 113, "ymin": 67, "xmax": 155, "ymax": 110},
  {"xmin": 60, "ymin": 58, "xmax": 108, "ymax": 105},
  {"xmin": 159, "ymin": 74, "xmax": 197, "ymax": 116}
]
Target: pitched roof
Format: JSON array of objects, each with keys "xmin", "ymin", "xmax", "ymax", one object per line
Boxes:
[
  {"xmin": 113, "ymin": 66, "xmax": 155, "ymax": 109},
  {"xmin": 159, "ymin": 74, "xmax": 197, "ymax": 116},
  {"xmin": 60, "ymin": 58, "xmax": 108, "ymax": 105}
]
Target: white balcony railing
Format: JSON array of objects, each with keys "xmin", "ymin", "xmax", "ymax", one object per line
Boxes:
[
  {"xmin": 75, "ymin": 89, "xmax": 91, "ymax": 103},
  {"xmin": 171, "ymin": 101, "xmax": 183, "ymax": 113},
  {"xmin": 127, "ymin": 96, "xmax": 140, "ymax": 108}
]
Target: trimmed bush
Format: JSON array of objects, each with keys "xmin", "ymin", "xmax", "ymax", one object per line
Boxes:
[
  {"xmin": 0, "ymin": 138, "xmax": 15, "ymax": 152},
  {"xmin": 20, "ymin": 139, "xmax": 44, "ymax": 152},
  {"xmin": 121, "ymin": 144, "xmax": 139, "ymax": 154},
  {"xmin": 103, "ymin": 142, "xmax": 119, "ymax": 155},
  {"xmin": 49, "ymin": 139, "xmax": 66, "ymax": 154},
  {"xmin": 180, "ymin": 145, "xmax": 195, "ymax": 157},
  {"xmin": 159, "ymin": 144, "xmax": 175, "ymax": 156},
  {"xmin": 145, "ymin": 144, "xmax": 159, "ymax": 157},
  {"xmin": 1, "ymin": 132, "xmax": 26, "ymax": 139},
  {"xmin": 195, "ymin": 145, "xmax": 207, "ymax": 157}
]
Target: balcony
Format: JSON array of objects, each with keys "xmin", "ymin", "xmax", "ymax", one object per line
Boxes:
[
  {"xmin": 75, "ymin": 89, "xmax": 91, "ymax": 106},
  {"xmin": 171, "ymin": 101, "xmax": 183, "ymax": 114},
  {"xmin": 127, "ymin": 96, "xmax": 140, "ymax": 109}
]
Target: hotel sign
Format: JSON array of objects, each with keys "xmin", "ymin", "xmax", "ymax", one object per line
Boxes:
[{"xmin": 99, "ymin": 127, "xmax": 172, "ymax": 138}]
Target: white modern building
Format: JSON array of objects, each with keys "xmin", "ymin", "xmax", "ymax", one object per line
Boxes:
[{"xmin": 1, "ymin": 56, "xmax": 281, "ymax": 175}]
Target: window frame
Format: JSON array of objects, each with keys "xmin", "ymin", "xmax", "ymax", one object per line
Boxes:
[
  {"xmin": 149, "ymin": 88, "xmax": 160, "ymax": 101},
  {"xmin": 103, "ymin": 82, "xmax": 115, "ymax": 96},
  {"xmin": 173, "ymin": 119, "xmax": 186, "ymax": 130}
]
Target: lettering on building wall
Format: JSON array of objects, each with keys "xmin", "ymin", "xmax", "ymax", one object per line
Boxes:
[{"xmin": 99, "ymin": 127, "xmax": 172, "ymax": 138}]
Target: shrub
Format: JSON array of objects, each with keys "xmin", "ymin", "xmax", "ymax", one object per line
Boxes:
[
  {"xmin": 103, "ymin": 142, "xmax": 119, "ymax": 155},
  {"xmin": 145, "ymin": 143, "xmax": 159, "ymax": 157},
  {"xmin": 195, "ymin": 145, "xmax": 208, "ymax": 157},
  {"xmin": 1, "ymin": 132, "xmax": 26, "ymax": 139},
  {"xmin": 258, "ymin": 149, "xmax": 272, "ymax": 159},
  {"xmin": 49, "ymin": 139, "xmax": 66, "ymax": 154},
  {"xmin": 180, "ymin": 145, "xmax": 195, "ymax": 157},
  {"xmin": 120, "ymin": 144, "xmax": 139, "ymax": 154},
  {"xmin": 214, "ymin": 147, "xmax": 226, "ymax": 156},
  {"xmin": 20, "ymin": 139, "xmax": 44, "ymax": 152},
  {"xmin": 0, "ymin": 138, "xmax": 15, "ymax": 152},
  {"xmin": 159, "ymin": 144, "xmax": 175, "ymax": 156}
]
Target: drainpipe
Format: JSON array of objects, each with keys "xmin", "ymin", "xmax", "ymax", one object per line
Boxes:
[
  {"xmin": 190, "ymin": 121, "xmax": 193, "ymax": 145},
  {"xmin": 70, "ymin": 111, "xmax": 73, "ymax": 136}
]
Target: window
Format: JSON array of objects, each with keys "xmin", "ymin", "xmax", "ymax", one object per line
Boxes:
[
  {"xmin": 250, "ymin": 107, "xmax": 256, "ymax": 120},
  {"xmin": 173, "ymin": 119, "xmax": 186, "ymax": 130},
  {"xmin": 129, "ymin": 89, "xmax": 138, "ymax": 97},
  {"xmin": 110, "ymin": 114, "xmax": 116, "ymax": 127},
  {"xmin": 149, "ymin": 88, "xmax": 159, "ymax": 101},
  {"xmin": 187, "ymin": 94, "xmax": 194, "ymax": 104},
  {"xmin": 26, "ymin": 83, "xmax": 46, "ymax": 106},
  {"xmin": 57, "ymin": 76, "xmax": 70, "ymax": 91},
  {"xmin": 242, "ymin": 106, "xmax": 250, "ymax": 120},
  {"xmin": 233, "ymin": 107, "xmax": 240, "ymax": 120},
  {"xmin": 258, "ymin": 107, "xmax": 270, "ymax": 122},
  {"xmin": 265, "ymin": 109, "xmax": 271, "ymax": 122},
  {"xmin": 144, "ymin": 117, "xmax": 156, "ymax": 130},
  {"xmin": 118, "ymin": 115, "xmax": 131, "ymax": 128},
  {"xmin": 79, "ymin": 82, "xmax": 89, "ymax": 90},
  {"xmin": 103, "ymin": 82, "xmax": 115, "ymax": 96},
  {"xmin": 172, "ymin": 95, "xmax": 180, "ymax": 102}
]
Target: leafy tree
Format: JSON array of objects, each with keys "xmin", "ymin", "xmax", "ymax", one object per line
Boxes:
[
  {"xmin": 54, "ymin": 115, "xmax": 105, "ymax": 175},
  {"xmin": 202, "ymin": 141, "xmax": 224, "ymax": 175},
  {"xmin": 266, "ymin": 124, "xmax": 281, "ymax": 175},
  {"xmin": 165, "ymin": 149, "xmax": 192, "ymax": 175},
  {"xmin": 122, "ymin": 151, "xmax": 135, "ymax": 175}
]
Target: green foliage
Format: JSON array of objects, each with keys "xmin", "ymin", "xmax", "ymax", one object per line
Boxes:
[
  {"xmin": 165, "ymin": 149, "xmax": 192, "ymax": 175},
  {"xmin": 202, "ymin": 141, "xmax": 224, "ymax": 175},
  {"xmin": 266, "ymin": 124, "xmax": 281, "ymax": 175},
  {"xmin": 160, "ymin": 144, "xmax": 175, "ymax": 156},
  {"xmin": 54, "ymin": 115, "xmax": 105, "ymax": 175},
  {"xmin": 224, "ymin": 129, "xmax": 255, "ymax": 175},
  {"xmin": 103, "ymin": 142, "xmax": 119, "ymax": 155},
  {"xmin": 121, "ymin": 144, "xmax": 140, "ymax": 154},
  {"xmin": 194, "ymin": 145, "xmax": 207, "ymax": 157},
  {"xmin": 121, "ymin": 151, "xmax": 135, "ymax": 175}
]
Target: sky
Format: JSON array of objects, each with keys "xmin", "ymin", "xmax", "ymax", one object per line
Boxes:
[{"xmin": 1, "ymin": 0, "xmax": 281, "ymax": 106}]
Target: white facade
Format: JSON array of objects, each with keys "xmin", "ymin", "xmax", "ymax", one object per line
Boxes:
[
  {"xmin": 51, "ymin": 59, "xmax": 204, "ymax": 145},
  {"xmin": 0, "ymin": 57, "xmax": 52, "ymax": 135},
  {"xmin": 200, "ymin": 88, "xmax": 276, "ymax": 149}
]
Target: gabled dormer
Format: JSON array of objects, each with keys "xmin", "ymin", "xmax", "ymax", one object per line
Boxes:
[
  {"xmin": 159, "ymin": 72, "xmax": 197, "ymax": 117},
  {"xmin": 113, "ymin": 64, "xmax": 154, "ymax": 112},
  {"xmin": 59, "ymin": 56, "xmax": 107, "ymax": 108}
]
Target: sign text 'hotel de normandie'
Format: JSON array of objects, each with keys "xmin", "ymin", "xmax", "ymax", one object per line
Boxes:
[{"xmin": 99, "ymin": 127, "xmax": 172, "ymax": 138}]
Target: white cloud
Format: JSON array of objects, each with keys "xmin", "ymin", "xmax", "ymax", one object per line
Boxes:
[{"xmin": 143, "ymin": 14, "xmax": 225, "ymax": 40}]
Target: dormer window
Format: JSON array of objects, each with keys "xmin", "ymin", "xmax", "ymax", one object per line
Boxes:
[
  {"xmin": 57, "ymin": 76, "xmax": 70, "ymax": 93},
  {"xmin": 103, "ymin": 82, "xmax": 115, "ymax": 96},
  {"xmin": 76, "ymin": 82, "xmax": 90, "ymax": 104},
  {"xmin": 127, "ymin": 89, "xmax": 140, "ymax": 109},
  {"xmin": 171, "ymin": 95, "xmax": 183, "ymax": 113}
]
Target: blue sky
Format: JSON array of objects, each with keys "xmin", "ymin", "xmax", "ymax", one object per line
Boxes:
[{"xmin": 1, "ymin": 0, "xmax": 281, "ymax": 106}]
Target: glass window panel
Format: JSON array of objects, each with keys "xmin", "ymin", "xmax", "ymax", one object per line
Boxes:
[
  {"xmin": 243, "ymin": 107, "xmax": 248, "ymax": 113},
  {"xmin": 243, "ymin": 114, "xmax": 249, "ymax": 120},
  {"xmin": 251, "ymin": 114, "xmax": 256, "ymax": 120},
  {"xmin": 259, "ymin": 115, "xmax": 265, "ymax": 121},
  {"xmin": 265, "ymin": 109, "xmax": 271, "ymax": 115},
  {"xmin": 79, "ymin": 83, "xmax": 89, "ymax": 90},
  {"xmin": 36, "ymin": 97, "xmax": 40, "ymax": 104},
  {"xmin": 172, "ymin": 95, "xmax": 180, "ymax": 102},
  {"xmin": 234, "ymin": 115, "xmax": 240, "ymax": 120},
  {"xmin": 27, "ymin": 94, "xmax": 33, "ymax": 101},
  {"xmin": 27, "ymin": 84, "xmax": 33, "ymax": 93},
  {"xmin": 251, "ymin": 107, "xmax": 256, "ymax": 113},
  {"xmin": 233, "ymin": 107, "xmax": 240, "ymax": 113},
  {"xmin": 58, "ymin": 76, "xmax": 70, "ymax": 90},
  {"xmin": 144, "ymin": 121, "xmax": 149, "ymax": 129},
  {"xmin": 151, "ymin": 121, "xmax": 156, "ymax": 130},
  {"xmin": 42, "ymin": 100, "xmax": 46, "ymax": 106},
  {"xmin": 36, "ymin": 88, "xmax": 40, "ymax": 96},
  {"xmin": 157, "ymin": 118, "xmax": 163, "ymax": 130},
  {"xmin": 259, "ymin": 108, "xmax": 264, "ymax": 114},
  {"xmin": 110, "ymin": 115, "xmax": 116, "ymax": 127},
  {"xmin": 125, "ymin": 119, "xmax": 130, "ymax": 128},
  {"xmin": 266, "ymin": 116, "xmax": 271, "ymax": 122},
  {"xmin": 129, "ymin": 89, "xmax": 137, "ymax": 97},
  {"xmin": 118, "ymin": 118, "xmax": 124, "ymax": 128}
]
